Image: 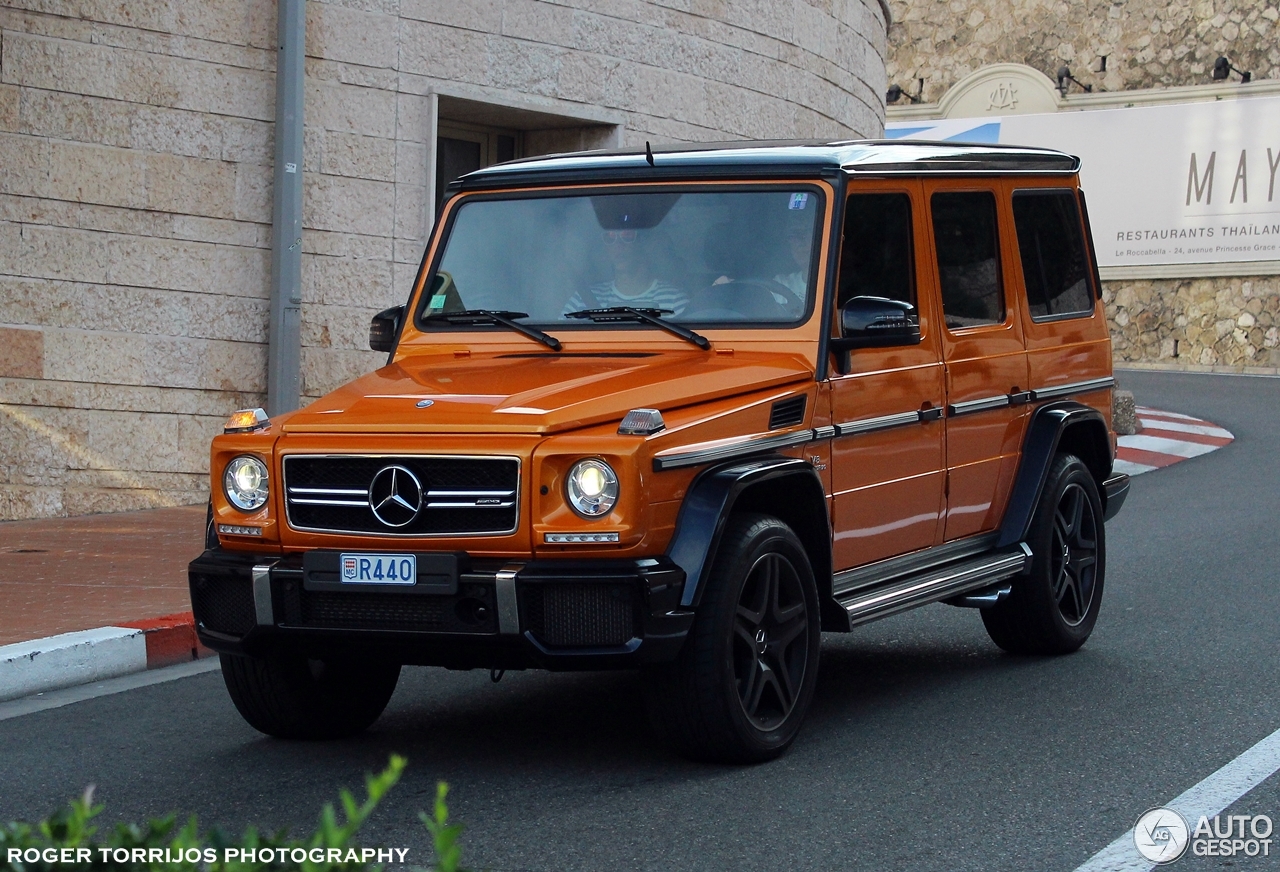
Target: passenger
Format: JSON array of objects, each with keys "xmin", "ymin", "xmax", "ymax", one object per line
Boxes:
[
  {"xmin": 562, "ymin": 228, "xmax": 688, "ymax": 317},
  {"xmin": 772, "ymin": 220, "xmax": 812, "ymax": 304}
]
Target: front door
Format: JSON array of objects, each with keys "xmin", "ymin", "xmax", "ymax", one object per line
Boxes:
[{"xmin": 828, "ymin": 183, "xmax": 947, "ymax": 571}]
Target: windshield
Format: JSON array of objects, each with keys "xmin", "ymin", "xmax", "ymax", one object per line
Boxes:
[{"xmin": 421, "ymin": 188, "xmax": 823, "ymax": 328}]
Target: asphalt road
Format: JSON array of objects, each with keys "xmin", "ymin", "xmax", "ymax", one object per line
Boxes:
[{"xmin": 2, "ymin": 368, "xmax": 1278, "ymax": 872}]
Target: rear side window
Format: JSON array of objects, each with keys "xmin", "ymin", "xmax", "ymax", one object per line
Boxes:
[
  {"xmin": 838, "ymin": 193, "xmax": 915, "ymax": 309},
  {"xmin": 1012, "ymin": 190, "xmax": 1093, "ymax": 320},
  {"xmin": 931, "ymin": 191, "xmax": 1004, "ymax": 329}
]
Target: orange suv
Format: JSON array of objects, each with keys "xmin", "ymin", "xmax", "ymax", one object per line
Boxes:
[{"xmin": 190, "ymin": 141, "xmax": 1129, "ymax": 762}]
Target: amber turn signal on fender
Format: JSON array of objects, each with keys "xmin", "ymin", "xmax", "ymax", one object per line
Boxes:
[{"xmin": 223, "ymin": 408, "xmax": 270, "ymax": 434}]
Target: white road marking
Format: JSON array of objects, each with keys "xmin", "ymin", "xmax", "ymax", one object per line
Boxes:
[
  {"xmin": 1073, "ymin": 725, "xmax": 1280, "ymax": 872},
  {"xmin": 1119, "ymin": 434, "xmax": 1222, "ymax": 459},
  {"xmin": 1137, "ymin": 419, "xmax": 1234, "ymax": 439},
  {"xmin": 1112, "ymin": 459, "xmax": 1158, "ymax": 476},
  {"xmin": 0, "ymin": 657, "xmax": 221, "ymax": 721},
  {"xmin": 1134, "ymin": 407, "xmax": 1200, "ymax": 420}
]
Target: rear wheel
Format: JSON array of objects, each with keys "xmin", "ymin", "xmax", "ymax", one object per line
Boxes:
[
  {"xmin": 982, "ymin": 454, "xmax": 1105, "ymax": 655},
  {"xmin": 645, "ymin": 513, "xmax": 820, "ymax": 763},
  {"xmin": 220, "ymin": 652, "xmax": 400, "ymax": 739}
]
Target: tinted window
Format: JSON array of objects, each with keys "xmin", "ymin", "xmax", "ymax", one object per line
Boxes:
[
  {"xmin": 837, "ymin": 193, "xmax": 914, "ymax": 308},
  {"xmin": 931, "ymin": 191, "xmax": 1003, "ymax": 329},
  {"xmin": 428, "ymin": 188, "xmax": 822, "ymax": 326},
  {"xmin": 1012, "ymin": 190, "xmax": 1093, "ymax": 320}
]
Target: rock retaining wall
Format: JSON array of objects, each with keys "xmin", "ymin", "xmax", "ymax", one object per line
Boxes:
[{"xmin": 1104, "ymin": 276, "xmax": 1280, "ymax": 369}]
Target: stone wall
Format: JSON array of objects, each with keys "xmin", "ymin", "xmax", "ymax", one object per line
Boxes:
[
  {"xmin": 0, "ymin": 1, "xmax": 278, "ymax": 518},
  {"xmin": 0, "ymin": 0, "xmax": 889, "ymax": 520},
  {"xmin": 887, "ymin": 0, "xmax": 1279, "ymax": 102},
  {"xmin": 1105, "ymin": 276, "xmax": 1280, "ymax": 369}
]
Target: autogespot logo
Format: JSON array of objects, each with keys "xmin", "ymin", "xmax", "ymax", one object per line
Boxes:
[
  {"xmin": 368, "ymin": 465, "xmax": 423, "ymax": 527},
  {"xmin": 1134, "ymin": 807, "xmax": 1190, "ymax": 864}
]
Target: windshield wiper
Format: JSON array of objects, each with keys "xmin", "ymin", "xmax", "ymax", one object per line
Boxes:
[
  {"xmin": 423, "ymin": 309, "xmax": 562, "ymax": 351},
  {"xmin": 563, "ymin": 307, "xmax": 710, "ymax": 350}
]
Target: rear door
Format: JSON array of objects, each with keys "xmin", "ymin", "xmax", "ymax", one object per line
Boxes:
[
  {"xmin": 925, "ymin": 180, "xmax": 1031, "ymax": 542},
  {"xmin": 1010, "ymin": 182, "xmax": 1115, "ymax": 419}
]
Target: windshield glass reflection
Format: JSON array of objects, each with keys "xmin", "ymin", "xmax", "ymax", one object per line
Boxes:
[{"xmin": 425, "ymin": 188, "xmax": 822, "ymax": 327}]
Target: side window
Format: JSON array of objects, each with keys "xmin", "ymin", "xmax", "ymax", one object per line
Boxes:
[
  {"xmin": 837, "ymin": 193, "xmax": 915, "ymax": 309},
  {"xmin": 930, "ymin": 191, "xmax": 1003, "ymax": 329},
  {"xmin": 1012, "ymin": 190, "xmax": 1094, "ymax": 320}
]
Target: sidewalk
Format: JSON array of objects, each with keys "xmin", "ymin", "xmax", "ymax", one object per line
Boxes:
[
  {"xmin": 0, "ymin": 405, "xmax": 1236, "ymax": 703},
  {"xmin": 0, "ymin": 504, "xmax": 212, "ymax": 701},
  {"xmin": 0, "ymin": 504, "xmax": 205, "ymax": 646}
]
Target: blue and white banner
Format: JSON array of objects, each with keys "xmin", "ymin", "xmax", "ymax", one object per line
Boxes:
[{"xmin": 888, "ymin": 96, "xmax": 1280, "ymax": 269}]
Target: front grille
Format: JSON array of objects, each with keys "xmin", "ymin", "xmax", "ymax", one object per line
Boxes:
[
  {"xmin": 522, "ymin": 583, "xmax": 637, "ymax": 648},
  {"xmin": 191, "ymin": 573, "xmax": 256, "ymax": 636},
  {"xmin": 283, "ymin": 455, "xmax": 519, "ymax": 536}
]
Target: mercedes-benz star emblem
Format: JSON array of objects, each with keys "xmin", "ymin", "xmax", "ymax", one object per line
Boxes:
[{"xmin": 368, "ymin": 465, "xmax": 423, "ymax": 527}]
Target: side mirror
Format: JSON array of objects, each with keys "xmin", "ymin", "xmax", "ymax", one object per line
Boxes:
[
  {"xmin": 830, "ymin": 296, "xmax": 921, "ymax": 373},
  {"xmin": 369, "ymin": 305, "xmax": 404, "ymax": 353}
]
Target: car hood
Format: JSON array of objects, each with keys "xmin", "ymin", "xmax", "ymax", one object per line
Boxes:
[{"xmin": 281, "ymin": 351, "xmax": 813, "ymax": 435}]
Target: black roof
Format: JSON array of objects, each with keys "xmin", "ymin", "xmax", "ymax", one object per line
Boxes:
[{"xmin": 457, "ymin": 140, "xmax": 1080, "ymax": 190}]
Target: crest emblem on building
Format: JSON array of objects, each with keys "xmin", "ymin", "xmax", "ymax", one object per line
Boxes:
[{"xmin": 987, "ymin": 82, "xmax": 1019, "ymax": 111}]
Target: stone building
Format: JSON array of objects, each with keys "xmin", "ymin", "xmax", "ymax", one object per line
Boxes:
[
  {"xmin": 884, "ymin": 0, "xmax": 1280, "ymax": 372},
  {"xmin": 0, "ymin": 0, "xmax": 890, "ymax": 520}
]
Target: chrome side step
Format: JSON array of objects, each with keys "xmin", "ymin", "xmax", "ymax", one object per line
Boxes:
[{"xmin": 837, "ymin": 543, "xmax": 1032, "ymax": 628}]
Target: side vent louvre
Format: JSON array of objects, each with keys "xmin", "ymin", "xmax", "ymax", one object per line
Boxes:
[{"xmin": 769, "ymin": 395, "xmax": 807, "ymax": 430}]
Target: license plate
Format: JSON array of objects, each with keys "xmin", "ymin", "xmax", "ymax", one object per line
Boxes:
[{"xmin": 340, "ymin": 553, "xmax": 416, "ymax": 585}]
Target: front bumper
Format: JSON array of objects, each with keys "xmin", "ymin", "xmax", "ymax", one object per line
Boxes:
[{"xmin": 188, "ymin": 548, "xmax": 693, "ymax": 670}]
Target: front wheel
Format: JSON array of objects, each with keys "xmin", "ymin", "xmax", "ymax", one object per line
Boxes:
[
  {"xmin": 220, "ymin": 652, "xmax": 401, "ymax": 739},
  {"xmin": 645, "ymin": 513, "xmax": 821, "ymax": 763},
  {"xmin": 982, "ymin": 453, "xmax": 1106, "ymax": 655}
]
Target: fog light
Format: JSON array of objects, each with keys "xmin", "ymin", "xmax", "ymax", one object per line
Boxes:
[
  {"xmin": 565, "ymin": 459, "xmax": 618, "ymax": 518},
  {"xmin": 224, "ymin": 455, "xmax": 269, "ymax": 512}
]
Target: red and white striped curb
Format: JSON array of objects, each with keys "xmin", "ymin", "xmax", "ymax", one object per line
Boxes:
[
  {"xmin": 1114, "ymin": 407, "xmax": 1234, "ymax": 477},
  {"xmin": 0, "ymin": 612, "xmax": 211, "ymax": 703}
]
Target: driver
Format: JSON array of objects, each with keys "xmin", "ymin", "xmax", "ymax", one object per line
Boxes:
[{"xmin": 562, "ymin": 228, "xmax": 688, "ymax": 317}]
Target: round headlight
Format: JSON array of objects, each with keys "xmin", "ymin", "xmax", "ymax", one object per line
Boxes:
[
  {"xmin": 566, "ymin": 459, "xmax": 618, "ymax": 519},
  {"xmin": 224, "ymin": 455, "xmax": 269, "ymax": 512}
]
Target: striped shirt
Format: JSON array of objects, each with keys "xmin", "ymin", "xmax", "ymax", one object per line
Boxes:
[{"xmin": 561, "ymin": 280, "xmax": 688, "ymax": 318}]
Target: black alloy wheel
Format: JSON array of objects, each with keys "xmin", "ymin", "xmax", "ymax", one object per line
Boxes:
[
  {"xmin": 733, "ymin": 549, "xmax": 811, "ymax": 730},
  {"xmin": 1049, "ymin": 479, "xmax": 1099, "ymax": 626},
  {"xmin": 644, "ymin": 513, "xmax": 821, "ymax": 763},
  {"xmin": 981, "ymin": 453, "xmax": 1106, "ymax": 655}
]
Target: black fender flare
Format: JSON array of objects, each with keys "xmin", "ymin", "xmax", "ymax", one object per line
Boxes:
[
  {"xmin": 665, "ymin": 456, "xmax": 831, "ymax": 609},
  {"xmin": 996, "ymin": 401, "xmax": 1111, "ymax": 549}
]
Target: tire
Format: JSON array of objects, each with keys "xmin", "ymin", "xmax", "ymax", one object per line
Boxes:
[
  {"xmin": 645, "ymin": 513, "xmax": 821, "ymax": 763},
  {"xmin": 982, "ymin": 453, "xmax": 1106, "ymax": 655},
  {"xmin": 220, "ymin": 652, "xmax": 401, "ymax": 739}
]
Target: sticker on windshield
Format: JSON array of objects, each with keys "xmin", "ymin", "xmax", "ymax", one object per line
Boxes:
[
  {"xmin": 428, "ymin": 294, "xmax": 447, "ymax": 309},
  {"xmin": 789, "ymin": 193, "xmax": 809, "ymax": 210}
]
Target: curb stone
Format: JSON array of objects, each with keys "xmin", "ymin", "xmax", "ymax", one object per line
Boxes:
[{"xmin": 0, "ymin": 612, "xmax": 212, "ymax": 703}]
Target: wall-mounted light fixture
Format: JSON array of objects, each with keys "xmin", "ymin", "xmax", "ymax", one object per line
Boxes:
[
  {"xmin": 886, "ymin": 78, "xmax": 924, "ymax": 104},
  {"xmin": 1056, "ymin": 66, "xmax": 1093, "ymax": 95},
  {"xmin": 1212, "ymin": 56, "xmax": 1252, "ymax": 83}
]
